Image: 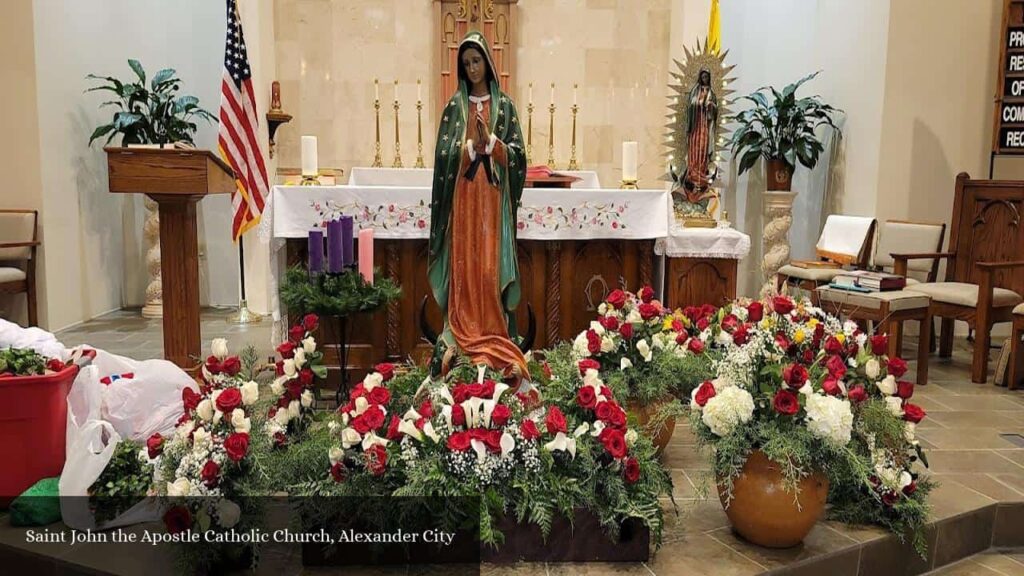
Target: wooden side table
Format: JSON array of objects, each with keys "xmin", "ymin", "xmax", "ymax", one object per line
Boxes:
[
  {"xmin": 664, "ymin": 256, "xmax": 738, "ymax": 308},
  {"xmin": 815, "ymin": 287, "xmax": 932, "ymax": 385}
]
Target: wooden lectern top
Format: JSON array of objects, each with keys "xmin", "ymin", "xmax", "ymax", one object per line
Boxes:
[{"xmin": 104, "ymin": 146, "xmax": 236, "ymax": 196}]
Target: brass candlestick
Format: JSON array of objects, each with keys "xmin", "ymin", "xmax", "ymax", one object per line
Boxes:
[
  {"xmin": 526, "ymin": 83, "xmax": 534, "ymax": 164},
  {"xmin": 415, "ymin": 97, "xmax": 426, "ymax": 168},
  {"xmin": 547, "ymin": 91, "xmax": 556, "ymax": 167},
  {"xmin": 372, "ymin": 80, "xmax": 383, "ymax": 167},
  {"xmin": 619, "ymin": 179, "xmax": 638, "ymax": 190},
  {"xmin": 392, "ymin": 81, "xmax": 403, "ymax": 168},
  {"xmin": 567, "ymin": 100, "xmax": 579, "ymax": 170}
]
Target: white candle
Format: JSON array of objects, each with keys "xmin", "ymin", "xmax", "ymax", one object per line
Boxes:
[
  {"xmin": 573, "ymin": 83, "xmax": 578, "ymax": 105},
  {"xmin": 529, "ymin": 82, "xmax": 533, "ymax": 104},
  {"xmin": 374, "ymin": 78, "xmax": 379, "ymax": 100},
  {"xmin": 417, "ymin": 79, "xmax": 422, "ymax": 102},
  {"xmin": 622, "ymin": 141, "xmax": 638, "ymax": 181},
  {"xmin": 301, "ymin": 135, "xmax": 318, "ymax": 176},
  {"xmin": 550, "ymin": 83, "xmax": 555, "ymax": 105},
  {"xmin": 394, "ymin": 80, "xmax": 399, "ymax": 103}
]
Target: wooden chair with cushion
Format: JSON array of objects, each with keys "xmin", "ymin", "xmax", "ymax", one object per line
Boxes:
[
  {"xmin": 0, "ymin": 210, "xmax": 40, "ymax": 326},
  {"xmin": 776, "ymin": 215, "xmax": 877, "ymax": 295},
  {"xmin": 893, "ymin": 174, "xmax": 1024, "ymax": 383},
  {"xmin": 1011, "ymin": 302, "xmax": 1023, "ymax": 390}
]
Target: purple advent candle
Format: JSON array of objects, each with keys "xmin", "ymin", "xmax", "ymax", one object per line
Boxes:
[
  {"xmin": 326, "ymin": 218, "xmax": 344, "ymax": 273},
  {"xmin": 340, "ymin": 215, "xmax": 354, "ymax": 266},
  {"xmin": 307, "ymin": 229, "xmax": 324, "ymax": 273}
]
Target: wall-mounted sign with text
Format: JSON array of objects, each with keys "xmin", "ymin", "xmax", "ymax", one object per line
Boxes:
[{"xmin": 994, "ymin": 0, "xmax": 1024, "ymax": 154}]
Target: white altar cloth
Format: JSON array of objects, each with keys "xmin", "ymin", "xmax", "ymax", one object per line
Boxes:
[
  {"xmin": 347, "ymin": 167, "xmax": 602, "ymax": 190},
  {"xmin": 654, "ymin": 224, "xmax": 751, "ymax": 260}
]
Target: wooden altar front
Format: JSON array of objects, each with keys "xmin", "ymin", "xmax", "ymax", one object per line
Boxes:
[{"xmin": 286, "ymin": 237, "xmax": 654, "ymax": 379}]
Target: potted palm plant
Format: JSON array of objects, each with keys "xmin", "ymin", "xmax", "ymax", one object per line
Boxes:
[
  {"xmin": 729, "ymin": 72, "xmax": 842, "ymax": 191},
  {"xmin": 86, "ymin": 59, "xmax": 216, "ymax": 147}
]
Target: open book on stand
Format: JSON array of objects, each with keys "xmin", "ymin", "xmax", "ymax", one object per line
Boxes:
[{"xmin": 832, "ymin": 270, "xmax": 906, "ymax": 292}]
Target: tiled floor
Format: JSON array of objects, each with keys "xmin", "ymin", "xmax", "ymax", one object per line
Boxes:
[
  {"xmin": 926, "ymin": 550, "xmax": 1024, "ymax": 575},
  {"xmin": 7, "ymin": 310, "xmax": 1021, "ymax": 574}
]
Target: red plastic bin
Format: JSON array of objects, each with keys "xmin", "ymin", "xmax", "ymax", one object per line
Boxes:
[{"xmin": 0, "ymin": 349, "xmax": 94, "ymax": 506}]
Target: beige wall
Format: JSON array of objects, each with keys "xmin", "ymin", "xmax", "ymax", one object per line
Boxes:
[
  {"xmin": 274, "ymin": 0, "xmax": 673, "ymax": 187},
  {"xmin": 0, "ymin": 0, "xmax": 44, "ymax": 325}
]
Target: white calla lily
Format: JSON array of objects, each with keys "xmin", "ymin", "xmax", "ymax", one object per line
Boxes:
[
  {"xmin": 621, "ymin": 357, "xmax": 633, "ymax": 370},
  {"xmin": 398, "ymin": 419, "xmax": 424, "ymax": 441},
  {"xmin": 441, "ymin": 405, "xmax": 453, "ymax": 429},
  {"xmin": 470, "ymin": 439, "xmax": 487, "ymax": 462},
  {"xmin": 361, "ymin": 432, "xmax": 389, "ymax": 450},
  {"xmin": 482, "ymin": 399, "xmax": 497, "ymax": 428},
  {"xmin": 500, "ymin": 432, "xmax": 515, "ymax": 458},
  {"xmin": 543, "ymin": 432, "xmax": 577, "ymax": 459},
  {"xmin": 636, "ymin": 339, "xmax": 653, "ymax": 362},
  {"xmin": 422, "ymin": 422, "xmax": 440, "ymax": 443},
  {"xmin": 573, "ymin": 423, "xmax": 590, "ymax": 437},
  {"xmin": 477, "ymin": 365, "xmax": 487, "ymax": 384},
  {"xmin": 491, "ymin": 382, "xmax": 510, "ymax": 402},
  {"xmin": 590, "ymin": 420, "xmax": 606, "ymax": 436}
]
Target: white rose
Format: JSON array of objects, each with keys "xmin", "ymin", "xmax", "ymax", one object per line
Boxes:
[
  {"xmin": 232, "ymin": 409, "xmax": 251, "ymax": 434},
  {"xmin": 573, "ymin": 332, "xmax": 592, "ymax": 358},
  {"xmin": 288, "ymin": 400, "xmax": 302, "ymax": 420},
  {"xmin": 271, "ymin": 376, "xmax": 286, "ymax": 396},
  {"xmin": 192, "ymin": 427, "xmax": 212, "ymax": 452},
  {"xmin": 328, "ymin": 446, "xmax": 344, "ymax": 465},
  {"xmin": 589, "ymin": 321, "xmax": 606, "ymax": 336},
  {"xmin": 175, "ymin": 420, "xmax": 195, "ymax": 441},
  {"xmin": 805, "ymin": 395, "xmax": 854, "ymax": 447},
  {"xmin": 877, "ymin": 375, "xmax": 897, "ymax": 396},
  {"xmin": 196, "ymin": 399, "xmax": 214, "ymax": 422},
  {"xmin": 885, "ymin": 396, "xmax": 904, "ymax": 417},
  {"xmin": 274, "ymin": 407, "xmax": 292, "ymax": 426},
  {"xmin": 625, "ymin": 429, "xmax": 638, "ymax": 446},
  {"xmin": 302, "ymin": 336, "xmax": 316, "ymax": 354},
  {"xmin": 301, "ymin": 389, "xmax": 314, "ymax": 408},
  {"xmin": 620, "ymin": 357, "xmax": 633, "ymax": 370},
  {"xmin": 716, "ymin": 331, "xmax": 734, "ymax": 347},
  {"xmin": 600, "ymin": 336, "xmax": 616, "ymax": 353},
  {"xmin": 167, "ymin": 478, "xmax": 191, "ymax": 497},
  {"xmin": 341, "ymin": 427, "xmax": 362, "ymax": 448},
  {"xmin": 865, "ymin": 358, "xmax": 881, "ymax": 380},
  {"xmin": 363, "ymin": 373, "xmax": 384, "ymax": 391},
  {"xmin": 798, "ymin": 383, "xmax": 813, "ymax": 396},
  {"xmin": 216, "ymin": 499, "xmax": 241, "ymax": 529},
  {"xmin": 241, "ymin": 380, "xmax": 259, "ymax": 406},
  {"xmin": 636, "ymin": 339, "xmax": 653, "ymax": 362},
  {"xmin": 904, "ymin": 422, "xmax": 917, "ymax": 443},
  {"xmin": 211, "ymin": 338, "xmax": 229, "ymax": 360},
  {"xmin": 626, "ymin": 308, "xmax": 642, "ymax": 324},
  {"xmin": 283, "ymin": 358, "xmax": 297, "ymax": 377},
  {"xmin": 294, "ymin": 347, "xmax": 306, "ymax": 369},
  {"xmin": 598, "ymin": 302, "xmax": 609, "ymax": 315}
]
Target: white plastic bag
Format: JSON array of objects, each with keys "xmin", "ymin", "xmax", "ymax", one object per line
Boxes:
[{"xmin": 90, "ymin": 350, "xmax": 196, "ymax": 441}]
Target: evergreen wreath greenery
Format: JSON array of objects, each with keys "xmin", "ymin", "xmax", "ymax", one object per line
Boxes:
[{"xmin": 279, "ymin": 265, "xmax": 401, "ymax": 318}]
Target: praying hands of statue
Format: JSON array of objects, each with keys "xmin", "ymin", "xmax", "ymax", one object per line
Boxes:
[{"xmin": 474, "ymin": 113, "xmax": 488, "ymax": 156}]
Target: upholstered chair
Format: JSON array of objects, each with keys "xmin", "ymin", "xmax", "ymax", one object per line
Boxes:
[
  {"xmin": 776, "ymin": 215, "xmax": 877, "ymax": 295},
  {"xmin": 0, "ymin": 210, "xmax": 40, "ymax": 326}
]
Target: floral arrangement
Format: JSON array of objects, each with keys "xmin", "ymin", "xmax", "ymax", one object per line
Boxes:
[
  {"xmin": 316, "ymin": 359, "xmax": 673, "ymax": 546},
  {"xmin": 687, "ymin": 295, "xmax": 932, "ymax": 553},
  {"xmin": 0, "ymin": 347, "xmax": 65, "ymax": 376},
  {"xmin": 152, "ymin": 339, "xmax": 262, "ymax": 571},
  {"xmin": 265, "ymin": 313, "xmax": 327, "ymax": 446}
]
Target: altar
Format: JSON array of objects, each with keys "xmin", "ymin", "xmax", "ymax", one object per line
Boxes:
[{"xmin": 263, "ymin": 171, "xmax": 671, "ymax": 370}]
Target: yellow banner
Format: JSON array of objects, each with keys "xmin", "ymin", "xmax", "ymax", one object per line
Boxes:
[{"xmin": 708, "ymin": 0, "xmax": 721, "ymax": 54}]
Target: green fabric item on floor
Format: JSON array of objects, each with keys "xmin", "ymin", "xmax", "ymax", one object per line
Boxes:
[{"xmin": 9, "ymin": 477, "xmax": 62, "ymax": 526}]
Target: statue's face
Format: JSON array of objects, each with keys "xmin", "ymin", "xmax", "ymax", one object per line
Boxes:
[
  {"xmin": 461, "ymin": 47, "xmax": 487, "ymax": 87},
  {"xmin": 699, "ymin": 70, "xmax": 711, "ymax": 86}
]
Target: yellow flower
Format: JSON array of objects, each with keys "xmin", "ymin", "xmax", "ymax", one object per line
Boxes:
[
  {"xmin": 663, "ymin": 318, "xmax": 675, "ymax": 331},
  {"xmin": 759, "ymin": 318, "xmax": 773, "ymax": 330},
  {"xmin": 793, "ymin": 329, "xmax": 806, "ymax": 344},
  {"xmin": 807, "ymin": 318, "xmax": 819, "ymax": 327},
  {"xmin": 836, "ymin": 333, "xmax": 846, "ymax": 344}
]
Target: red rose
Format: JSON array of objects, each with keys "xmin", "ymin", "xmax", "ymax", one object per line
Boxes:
[
  {"xmin": 701, "ymin": 304, "xmax": 717, "ymax": 319},
  {"xmin": 451, "ymin": 404, "xmax": 466, "ymax": 427},
  {"xmin": 773, "ymin": 389, "xmax": 800, "ymax": 416},
  {"xmin": 330, "ymin": 461, "xmax": 347, "ymax": 483},
  {"xmin": 221, "ymin": 356, "xmax": 242, "ymax": 377},
  {"xmin": 775, "ymin": 333, "xmax": 792, "ymax": 353},
  {"xmin": 870, "ymin": 334, "xmax": 889, "ymax": 356},
  {"xmin": 375, "ymin": 363, "xmax": 396, "ymax": 381},
  {"xmin": 365, "ymin": 444, "xmax": 388, "ymax": 476},
  {"xmin": 302, "ymin": 313, "xmax": 319, "ymax": 332},
  {"xmin": 721, "ymin": 314, "xmax": 740, "ymax": 333},
  {"xmin": 882, "ymin": 492, "xmax": 898, "ymax": 507},
  {"xmin": 824, "ymin": 336, "xmax": 843, "ymax": 355},
  {"xmin": 782, "ymin": 364, "xmax": 809, "ymax": 387},
  {"xmin": 619, "ymin": 323, "xmax": 634, "ymax": 340},
  {"xmin": 215, "ymin": 387, "xmax": 243, "ymax": 413},
  {"xmin": 463, "ymin": 383, "xmax": 482, "ymax": 400},
  {"xmin": 802, "ymin": 349, "xmax": 815, "ymax": 365},
  {"xmin": 491, "ymin": 404, "xmax": 512, "ymax": 427},
  {"xmin": 683, "ymin": 306, "xmax": 701, "ymax": 323},
  {"xmin": 693, "ymin": 381, "xmax": 717, "ymax": 407},
  {"xmin": 368, "ymin": 386, "xmax": 391, "ymax": 405},
  {"xmin": 418, "ymin": 400, "xmax": 434, "ymax": 419},
  {"xmin": 276, "ymin": 341, "xmax": 296, "ymax": 359},
  {"xmin": 182, "ymin": 387, "xmax": 202, "ymax": 412},
  {"xmin": 288, "ymin": 325, "xmax": 305, "ymax": 343},
  {"xmin": 606, "ymin": 289, "xmax": 627, "ymax": 309},
  {"xmin": 481, "ymin": 380, "xmax": 496, "ymax": 399},
  {"xmin": 772, "ymin": 296, "xmax": 795, "ymax": 315},
  {"xmin": 903, "ymin": 481, "xmax": 918, "ymax": 496},
  {"xmin": 687, "ymin": 338, "xmax": 705, "ymax": 354},
  {"xmin": 639, "ymin": 286, "xmax": 655, "ymax": 303},
  {"xmin": 299, "ymin": 368, "xmax": 315, "ymax": 387},
  {"xmin": 520, "ymin": 419, "xmax": 541, "ymax": 440},
  {"xmin": 887, "ymin": 357, "xmax": 908, "ymax": 378},
  {"xmin": 897, "ymin": 380, "xmax": 914, "ymax": 400},
  {"xmin": 903, "ymin": 403, "xmax": 926, "ymax": 424},
  {"xmin": 639, "ymin": 302, "xmax": 660, "ymax": 321},
  {"xmin": 747, "ymin": 302, "xmax": 764, "ymax": 322},
  {"xmin": 586, "ymin": 330, "xmax": 602, "ymax": 355},
  {"xmin": 848, "ymin": 386, "xmax": 867, "ymax": 403},
  {"xmin": 205, "ymin": 356, "xmax": 223, "ymax": 375},
  {"xmin": 451, "ymin": 384, "xmax": 469, "ymax": 404},
  {"xmin": 822, "ymin": 378, "xmax": 842, "ymax": 396},
  {"xmin": 274, "ymin": 360, "xmax": 284, "ymax": 376},
  {"xmin": 675, "ymin": 332, "xmax": 689, "ymax": 346},
  {"xmin": 46, "ymin": 358, "xmax": 66, "ymax": 372},
  {"xmin": 386, "ymin": 416, "xmax": 402, "ymax": 440},
  {"xmin": 363, "ymin": 405, "xmax": 386, "ymax": 430},
  {"xmin": 163, "ymin": 506, "xmax": 192, "ymax": 534},
  {"xmin": 599, "ymin": 427, "xmax": 628, "ymax": 459},
  {"xmin": 624, "ymin": 457, "xmax": 641, "ymax": 484},
  {"xmin": 608, "ymin": 404, "xmax": 627, "ymax": 428},
  {"xmin": 286, "ymin": 379, "xmax": 304, "ymax": 400},
  {"xmin": 598, "ymin": 316, "xmax": 620, "ymax": 331},
  {"xmin": 201, "ymin": 460, "xmax": 220, "ymax": 488},
  {"xmin": 577, "ymin": 386, "xmax": 598, "ymax": 410},
  {"xmin": 545, "ymin": 406, "xmax": 568, "ymax": 434},
  {"xmin": 696, "ymin": 317, "xmax": 710, "ymax": 332},
  {"xmin": 483, "ymin": 430, "xmax": 503, "ymax": 452},
  {"xmin": 274, "ymin": 431, "xmax": 287, "ymax": 447},
  {"xmin": 595, "ymin": 401, "xmax": 613, "ymax": 422},
  {"xmin": 147, "ymin": 433, "xmax": 164, "ymax": 459},
  {"xmin": 224, "ymin": 432, "xmax": 250, "ymax": 462},
  {"xmin": 447, "ymin": 431, "xmax": 471, "ymax": 451},
  {"xmin": 578, "ymin": 358, "xmax": 601, "ymax": 376},
  {"xmin": 825, "ymin": 355, "xmax": 847, "ymax": 380}
]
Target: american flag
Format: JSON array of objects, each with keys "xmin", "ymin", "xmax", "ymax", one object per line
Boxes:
[{"xmin": 218, "ymin": 0, "xmax": 268, "ymax": 241}]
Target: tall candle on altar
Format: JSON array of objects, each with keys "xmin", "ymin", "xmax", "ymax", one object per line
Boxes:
[
  {"xmin": 358, "ymin": 228, "xmax": 374, "ymax": 285},
  {"xmin": 307, "ymin": 229, "xmax": 324, "ymax": 273},
  {"xmin": 301, "ymin": 136, "xmax": 318, "ymax": 176},
  {"xmin": 340, "ymin": 215, "xmax": 354, "ymax": 266},
  {"xmin": 326, "ymin": 218, "xmax": 343, "ymax": 273},
  {"xmin": 622, "ymin": 141, "xmax": 638, "ymax": 181}
]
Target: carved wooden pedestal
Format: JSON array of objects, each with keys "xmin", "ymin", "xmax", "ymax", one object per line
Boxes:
[{"xmin": 664, "ymin": 255, "xmax": 738, "ymax": 309}]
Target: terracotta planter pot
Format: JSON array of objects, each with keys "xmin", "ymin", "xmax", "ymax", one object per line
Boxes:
[
  {"xmin": 716, "ymin": 450, "xmax": 828, "ymax": 548},
  {"xmin": 626, "ymin": 399, "xmax": 676, "ymax": 455},
  {"xmin": 766, "ymin": 158, "xmax": 794, "ymax": 191}
]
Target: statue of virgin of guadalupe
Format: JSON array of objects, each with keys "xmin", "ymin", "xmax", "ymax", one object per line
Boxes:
[
  {"xmin": 427, "ymin": 31, "xmax": 529, "ymax": 379},
  {"xmin": 682, "ymin": 69, "xmax": 719, "ymax": 203}
]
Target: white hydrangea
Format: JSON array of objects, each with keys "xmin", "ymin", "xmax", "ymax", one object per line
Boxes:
[
  {"xmin": 701, "ymin": 386, "xmax": 755, "ymax": 437},
  {"xmin": 805, "ymin": 394, "xmax": 853, "ymax": 447}
]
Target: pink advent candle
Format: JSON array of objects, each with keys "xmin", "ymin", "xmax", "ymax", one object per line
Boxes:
[{"xmin": 358, "ymin": 228, "xmax": 375, "ymax": 285}]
